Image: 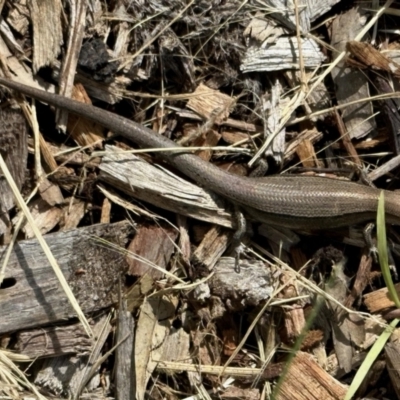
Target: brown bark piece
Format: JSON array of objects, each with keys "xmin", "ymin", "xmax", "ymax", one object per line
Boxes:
[
  {"xmin": 0, "ymin": 221, "xmax": 132, "ymax": 333},
  {"xmin": 344, "ymin": 251, "xmax": 372, "ymax": 308},
  {"xmin": 126, "ymin": 224, "xmax": 179, "ymax": 279},
  {"xmin": 193, "ymin": 129, "xmax": 221, "ymax": 161},
  {"xmin": 275, "ymin": 352, "xmax": 347, "ymax": 400},
  {"xmin": 385, "ymin": 341, "xmax": 400, "ymax": 399},
  {"xmin": 186, "ymin": 83, "xmax": 234, "ymax": 125},
  {"xmin": 0, "ymin": 107, "xmax": 28, "ymax": 234},
  {"xmin": 363, "ymin": 283, "xmax": 400, "ymax": 313},
  {"xmin": 346, "ymin": 41, "xmax": 400, "ymax": 78}
]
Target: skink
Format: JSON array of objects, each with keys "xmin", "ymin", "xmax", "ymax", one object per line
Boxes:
[{"xmin": 0, "ymin": 76, "xmax": 399, "ymax": 230}]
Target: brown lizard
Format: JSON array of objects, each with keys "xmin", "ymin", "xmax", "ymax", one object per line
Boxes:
[{"xmin": 0, "ymin": 77, "xmax": 398, "ymax": 229}]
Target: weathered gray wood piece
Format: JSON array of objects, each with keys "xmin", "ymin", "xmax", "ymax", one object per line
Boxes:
[
  {"xmin": 330, "ymin": 7, "xmax": 376, "ymax": 139},
  {"xmin": 99, "ymin": 145, "xmax": 234, "ymax": 228},
  {"xmin": 13, "ymin": 322, "xmax": 92, "ymax": 358},
  {"xmin": 263, "ymin": 0, "xmax": 341, "ymax": 32},
  {"xmin": 209, "ymin": 258, "xmax": 275, "ymax": 308},
  {"xmin": 0, "ymin": 221, "xmax": 132, "ymax": 334},
  {"xmin": 241, "ymin": 37, "xmax": 325, "ymax": 73}
]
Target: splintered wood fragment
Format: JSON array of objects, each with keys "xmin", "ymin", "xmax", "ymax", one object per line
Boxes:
[
  {"xmin": 241, "ymin": 37, "xmax": 325, "ymax": 73},
  {"xmin": 261, "ymin": 79, "xmax": 286, "ymax": 163},
  {"xmin": 295, "ymin": 138, "xmax": 318, "ymax": 168},
  {"xmin": 275, "ymin": 352, "xmax": 347, "ymax": 400},
  {"xmin": 283, "ymin": 308, "xmax": 305, "ymax": 342},
  {"xmin": 99, "ymin": 145, "xmax": 234, "ymax": 228},
  {"xmin": 0, "ymin": 221, "xmax": 132, "ymax": 334},
  {"xmin": 330, "ymin": 8, "xmax": 376, "ymax": 139},
  {"xmin": 285, "ymin": 70, "xmax": 331, "ymax": 119},
  {"xmin": 61, "ymin": 197, "xmax": 88, "ymax": 231},
  {"xmin": 14, "ymin": 197, "xmax": 63, "ymax": 239},
  {"xmin": 13, "ymin": 323, "xmax": 93, "ymax": 358},
  {"xmin": 28, "ymin": 0, "xmax": 63, "ymax": 72},
  {"xmin": 186, "ymin": 83, "xmax": 234, "ymax": 124},
  {"xmin": 126, "ymin": 224, "xmax": 179, "ymax": 279},
  {"xmin": 43, "ymin": 141, "xmax": 101, "ymax": 168},
  {"xmin": 385, "ymin": 342, "xmax": 400, "ymax": 399},
  {"xmin": 38, "ymin": 177, "xmax": 64, "ymax": 206},
  {"xmin": 191, "ymin": 225, "xmax": 231, "ymax": 270},
  {"xmin": 115, "ymin": 295, "xmax": 135, "ymax": 400},
  {"xmin": 363, "ymin": 283, "xmax": 400, "ymax": 313},
  {"xmin": 284, "ymin": 128, "xmax": 322, "ymax": 163},
  {"xmin": 193, "ymin": 129, "xmax": 221, "ymax": 161},
  {"xmin": 346, "ymin": 41, "xmax": 400, "ymax": 77},
  {"xmin": 66, "ymin": 83, "xmax": 105, "ymax": 147},
  {"xmin": 344, "ymin": 251, "xmax": 372, "ymax": 308},
  {"xmin": 244, "ymin": 14, "xmax": 286, "ymax": 45}
]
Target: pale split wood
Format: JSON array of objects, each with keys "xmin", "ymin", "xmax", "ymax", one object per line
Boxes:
[
  {"xmin": 28, "ymin": 0, "xmax": 63, "ymax": 73},
  {"xmin": 261, "ymin": 79, "xmax": 287, "ymax": 163},
  {"xmin": 56, "ymin": 0, "xmax": 87, "ymax": 131}
]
